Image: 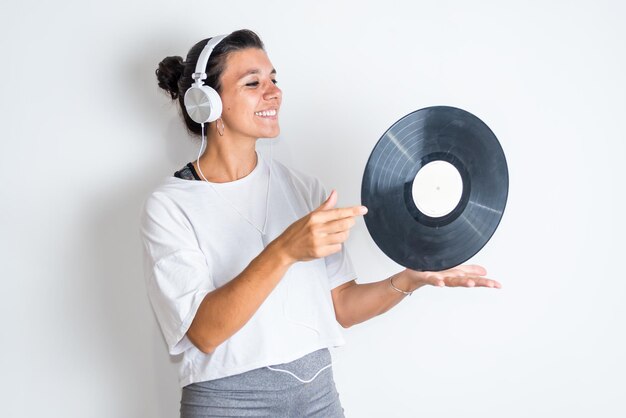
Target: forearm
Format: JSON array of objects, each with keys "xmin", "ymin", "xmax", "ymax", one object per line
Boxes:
[
  {"xmin": 337, "ymin": 270, "xmax": 421, "ymax": 328},
  {"xmin": 187, "ymin": 240, "xmax": 292, "ymax": 353}
]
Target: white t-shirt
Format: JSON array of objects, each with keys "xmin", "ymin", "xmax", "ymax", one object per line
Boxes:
[{"xmin": 139, "ymin": 153, "xmax": 356, "ymax": 387}]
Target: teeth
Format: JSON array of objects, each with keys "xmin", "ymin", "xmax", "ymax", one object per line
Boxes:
[{"xmin": 255, "ymin": 109, "xmax": 277, "ymax": 117}]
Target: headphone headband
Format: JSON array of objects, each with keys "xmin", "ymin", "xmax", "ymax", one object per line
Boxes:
[
  {"xmin": 192, "ymin": 34, "xmax": 228, "ymax": 85},
  {"xmin": 184, "ymin": 33, "xmax": 228, "ymax": 124}
]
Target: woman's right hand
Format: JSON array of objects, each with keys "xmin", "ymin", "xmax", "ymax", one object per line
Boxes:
[{"xmin": 273, "ymin": 190, "xmax": 367, "ymax": 264}]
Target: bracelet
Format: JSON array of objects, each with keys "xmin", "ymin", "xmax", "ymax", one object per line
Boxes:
[{"xmin": 389, "ymin": 276, "xmax": 412, "ymax": 296}]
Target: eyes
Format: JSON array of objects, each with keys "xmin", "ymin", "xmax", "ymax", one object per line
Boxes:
[{"xmin": 245, "ymin": 79, "xmax": 278, "ymax": 87}]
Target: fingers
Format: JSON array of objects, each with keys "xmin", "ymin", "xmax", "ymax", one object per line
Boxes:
[
  {"xmin": 438, "ymin": 264, "xmax": 498, "ymax": 288},
  {"xmin": 313, "ymin": 209, "xmax": 363, "ymax": 245},
  {"xmin": 317, "ymin": 189, "xmax": 338, "ymax": 211},
  {"xmin": 424, "ymin": 273, "xmax": 447, "ymax": 287},
  {"xmin": 445, "ymin": 264, "xmax": 487, "ymax": 276},
  {"xmin": 414, "ymin": 267, "xmax": 500, "ymax": 288},
  {"xmin": 459, "ymin": 264, "xmax": 487, "ymax": 276},
  {"xmin": 440, "ymin": 275, "xmax": 501, "ymax": 288},
  {"xmin": 319, "ymin": 231, "xmax": 350, "ymax": 246},
  {"xmin": 319, "ymin": 216, "xmax": 356, "ymax": 234},
  {"xmin": 474, "ymin": 278, "xmax": 501, "ymax": 288},
  {"xmin": 314, "ymin": 190, "xmax": 368, "ymax": 220},
  {"xmin": 441, "ymin": 276, "xmax": 475, "ymax": 287},
  {"xmin": 314, "ymin": 205, "xmax": 368, "ymax": 223},
  {"xmin": 284, "ymin": 190, "xmax": 368, "ymax": 262}
]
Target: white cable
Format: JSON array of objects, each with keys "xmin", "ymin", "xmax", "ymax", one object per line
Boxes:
[
  {"xmin": 197, "ymin": 132, "xmax": 324, "ymax": 384},
  {"xmin": 196, "ymin": 123, "xmax": 209, "ymax": 182},
  {"xmin": 265, "ymin": 363, "xmax": 332, "ymax": 384},
  {"xmin": 194, "ymin": 127, "xmax": 272, "ymax": 236}
]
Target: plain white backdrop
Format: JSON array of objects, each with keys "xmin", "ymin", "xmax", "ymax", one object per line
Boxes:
[{"xmin": 1, "ymin": 1, "xmax": 624, "ymax": 417}]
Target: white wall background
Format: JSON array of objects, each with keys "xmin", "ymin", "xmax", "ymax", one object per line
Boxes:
[{"xmin": 1, "ymin": 0, "xmax": 624, "ymax": 417}]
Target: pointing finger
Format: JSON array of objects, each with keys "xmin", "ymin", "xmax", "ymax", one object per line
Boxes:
[{"xmin": 317, "ymin": 205, "xmax": 368, "ymax": 222}]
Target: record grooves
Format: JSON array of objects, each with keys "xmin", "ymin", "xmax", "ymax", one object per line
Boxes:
[{"xmin": 361, "ymin": 106, "xmax": 508, "ymax": 271}]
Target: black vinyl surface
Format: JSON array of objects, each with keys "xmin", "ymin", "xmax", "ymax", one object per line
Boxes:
[{"xmin": 361, "ymin": 106, "xmax": 509, "ymax": 271}]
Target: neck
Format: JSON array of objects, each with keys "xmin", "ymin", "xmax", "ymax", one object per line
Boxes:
[{"xmin": 194, "ymin": 127, "xmax": 258, "ymax": 183}]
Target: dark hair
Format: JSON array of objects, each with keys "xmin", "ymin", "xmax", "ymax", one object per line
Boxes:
[{"xmin": 155, "ymin": 29, "xmax": 265, "ymax": 136}]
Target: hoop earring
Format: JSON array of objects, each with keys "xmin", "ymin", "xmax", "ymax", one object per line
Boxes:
[{"xmin": 216, "ymin": 118, "xmax": 225, "ymax": 136}]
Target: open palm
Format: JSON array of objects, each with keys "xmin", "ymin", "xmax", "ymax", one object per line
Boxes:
[{"xmin": 405, "ymin": 264, "xmax": 502, "ymax": 289}]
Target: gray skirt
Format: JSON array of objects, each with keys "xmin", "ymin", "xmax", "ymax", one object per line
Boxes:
[{"xmin": 180, "ymin": 348, "xmax": 345, "ymax": 418}]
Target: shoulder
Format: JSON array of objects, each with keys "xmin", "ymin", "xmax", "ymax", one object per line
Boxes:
[{"xmin": 140, "ymin": 176, "xmax": 202, "ymax": 224}]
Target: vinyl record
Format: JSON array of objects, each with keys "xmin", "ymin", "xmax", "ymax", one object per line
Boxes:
[{"xmin": 361, "ymin": 106, "xmax": 508, "ymax": 271}]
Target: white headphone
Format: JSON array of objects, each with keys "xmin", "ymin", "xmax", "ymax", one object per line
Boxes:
[
  {"xmin": 187, "ymin": 32, "xmax": 274, "ymax": 223},
  {"xmin": 184, "ymin": 34, "xmax": 228, "ymax": 124}
]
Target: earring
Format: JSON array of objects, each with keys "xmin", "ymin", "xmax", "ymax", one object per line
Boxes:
[{"xmin": 216, "ymin": 118, "xmax": 225, "ymax": 136}]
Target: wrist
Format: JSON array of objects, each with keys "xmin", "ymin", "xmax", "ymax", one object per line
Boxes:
[
  {"xmin": 396, "ymin": 269, "xmax": 426, "ymax": 292},
  {"xmin": 389, "ymin": 274, "xmax": 412, "ymax": 296},
  {"xmin": 265, "ymin": 238, "xmax": 295, "ymax": 268}
]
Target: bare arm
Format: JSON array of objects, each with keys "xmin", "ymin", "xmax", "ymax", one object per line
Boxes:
[
  {"xmin": 187, "ymin": 190, "xmax": 366, "ymax": 353},
  {"xmin": 186, "ymin": 241, "xmax": 291, "ymax": 353},
  {"xmin": 332, "ymin": 266, "xmax": 502, "ymax": 328}
]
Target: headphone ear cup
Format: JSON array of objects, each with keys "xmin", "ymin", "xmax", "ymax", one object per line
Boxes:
[{"xmin": 184, "ymin": 85, "xmax": 223, "ymax": 124}]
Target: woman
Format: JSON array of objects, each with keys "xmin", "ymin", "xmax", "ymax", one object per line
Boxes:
[{"xmin": 142, "ymin": 29, "xmax": 501, "ymax": 417}]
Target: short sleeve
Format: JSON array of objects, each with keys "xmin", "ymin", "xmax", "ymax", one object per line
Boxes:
[
  {"xmin": 315, "ymin": 181, "xmax": 357, "ymax": 289},
  {"xmin": 139, "ymin": 192, "xmax": 216, "ymax": 355}
]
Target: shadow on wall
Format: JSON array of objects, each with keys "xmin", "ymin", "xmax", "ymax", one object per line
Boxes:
[
  {"xmin": 76, "ymin": 36, "xmax": 195, "ymax": 417},
  {"xmin": 84, "ymin": 175, "xmax": 183, "ymax": 417}
]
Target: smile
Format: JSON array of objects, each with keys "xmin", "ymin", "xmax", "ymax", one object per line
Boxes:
[{"xmin": 254, "ymin": 109, "xmax": 278, "ymax": 117}]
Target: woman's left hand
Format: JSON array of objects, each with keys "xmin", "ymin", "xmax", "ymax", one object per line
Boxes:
[{"xmin": 404, "ymin": 264, "xmax": 501, "ymax": 290}]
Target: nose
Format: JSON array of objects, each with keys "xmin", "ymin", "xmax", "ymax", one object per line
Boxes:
[{"xmin": 263, "ymin": 81, "xmax": 282, "ymax": 102}]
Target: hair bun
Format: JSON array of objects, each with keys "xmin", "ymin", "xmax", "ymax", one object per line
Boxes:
[{"xmin": 156, "ymin": 56, "xmax": 184, "ymax": 99}]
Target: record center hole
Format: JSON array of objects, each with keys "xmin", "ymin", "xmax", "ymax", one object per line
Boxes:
[{"xmin": 412, "ymin": 160, "xmax": 463, "ymax": 218}]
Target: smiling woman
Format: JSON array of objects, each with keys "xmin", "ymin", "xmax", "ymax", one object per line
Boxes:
[
  {"xmin": 146, "ymin": 29, "xmax": 356, "ymax": 417},
  {"xmin": 217, "ymin": 47, "xmax": 281, "ymax": 142},
  {"xmin": 142, "ymin": 29, "xmax": 500, "ymax": 418}
]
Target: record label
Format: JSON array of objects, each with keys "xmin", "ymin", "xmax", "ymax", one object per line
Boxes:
[{"xmin": 412, "ymin": 160, "xmax": 463, "ymax": 217}]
